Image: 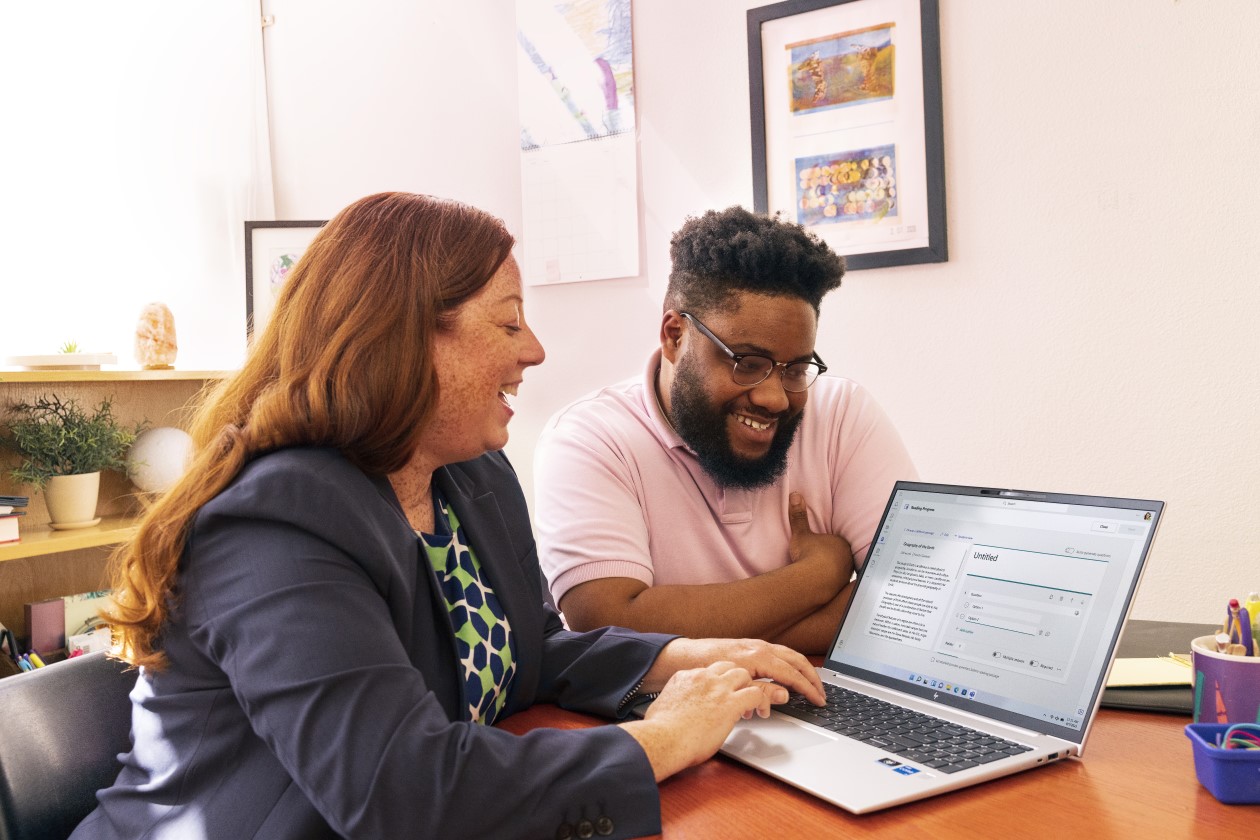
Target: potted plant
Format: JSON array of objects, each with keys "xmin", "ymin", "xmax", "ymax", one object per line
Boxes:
[{"xmin": 1, "ymin": 395, "xmax": 145, "ymax": 529}]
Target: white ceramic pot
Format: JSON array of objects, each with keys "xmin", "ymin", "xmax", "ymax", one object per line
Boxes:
[{"xmin": 43, "ymin": 472, "xmax": 102, "ymax": 529}]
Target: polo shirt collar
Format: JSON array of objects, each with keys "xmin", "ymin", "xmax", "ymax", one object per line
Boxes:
[{"xmin": 642, "ymin": 349, "xmax": 690, "ymax": 452}]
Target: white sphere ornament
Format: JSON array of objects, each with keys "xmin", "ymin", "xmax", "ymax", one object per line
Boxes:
[{"xmin": 126, "ymin": 427, "xmax": 194, "ymax": 493}]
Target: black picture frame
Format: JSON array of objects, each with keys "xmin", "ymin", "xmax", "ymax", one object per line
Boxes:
[
  {"xmin": 748, "ymin": 0, "xmax": 946, "ymax": 270},
  {"xmin": 244, "ymin": 220, "xmax": 326, "ymax": 342}
]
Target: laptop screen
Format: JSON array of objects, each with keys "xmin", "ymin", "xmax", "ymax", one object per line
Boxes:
[{"xmin": 825, "ymin": 482, "xmax": 1162, "ymax": 743}]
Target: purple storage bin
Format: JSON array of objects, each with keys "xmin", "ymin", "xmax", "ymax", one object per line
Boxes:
[{"xmin": 1185, "ymin": 723, "xmax": 1260, "ymax": 804}]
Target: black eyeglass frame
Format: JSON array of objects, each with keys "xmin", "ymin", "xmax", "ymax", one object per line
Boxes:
[{"xmin": 678, "ymin": 311, "xmax": 828, "ymax": 392}]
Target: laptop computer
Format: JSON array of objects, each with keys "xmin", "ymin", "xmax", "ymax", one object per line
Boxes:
[{"xmin": 717, "ymin": 481, "xmax": 1163, "ymax": 813}]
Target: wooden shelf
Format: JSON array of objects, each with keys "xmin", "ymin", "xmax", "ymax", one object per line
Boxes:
[
  {"xmin": 0, "ymin": 515, "xmax": 139, "ymax": 562},
  {"xmin": 0, "ymin": 369, "xmax": 231, "ymax": 383},
  {"xmin": 0, "ymin": 373, "xmax": 209, "ymax": 635}
]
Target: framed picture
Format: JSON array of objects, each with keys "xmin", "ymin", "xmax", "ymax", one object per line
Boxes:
[
  {"xmin": 244, "ymin": 220, "xmax": 326, "ymax": 341},
  {"xmin": 748, "ymin": 0, "xmax": 946, "ymax": 270}
]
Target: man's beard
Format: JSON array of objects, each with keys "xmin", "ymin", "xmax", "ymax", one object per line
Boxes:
[{"xmin": 668, "ymin": 354, "xmax": 803, "ymax": 490}]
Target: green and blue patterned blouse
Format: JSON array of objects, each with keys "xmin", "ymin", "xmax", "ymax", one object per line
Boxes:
[{"xmin": 418, "ymin": 493, "xmax": 518, "ymax": 725}]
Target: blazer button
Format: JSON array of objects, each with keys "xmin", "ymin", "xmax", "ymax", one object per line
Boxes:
[
  {"xmin": 555, "ymin": 822, "xmax": 573, "ymax": 840},
  {"xmin": 595, "ymin": 816, "xmax": 614, "ymax": 836},
  {"xmin": 576, "ymin": 819, "xmax": 595, "ymax": 838}
]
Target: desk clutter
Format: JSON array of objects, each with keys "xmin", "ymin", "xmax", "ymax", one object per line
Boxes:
[
  {"xmin": 1101, "ymin": 619, "xmax": 1216, "ymax": 714},
  {"xmin": 1177, "ymin": 594, "xmax": 1260, "ymax": 805},
  {"xmin": 1105, "ymin": 613, "xmax": 1260, "ymax": 720},
  {"xmin": 0, "ymin": 589, "xmax": 113, "ymax": 678}
]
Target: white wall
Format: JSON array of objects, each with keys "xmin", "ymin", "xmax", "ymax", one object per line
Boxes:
[
  {"xmin": 1, "ymin": 1, "xmax": 269, "ymax": 371},
  {"xmin": 263, "ymin": 0, "xmax": 1260, "ymax": 623}
]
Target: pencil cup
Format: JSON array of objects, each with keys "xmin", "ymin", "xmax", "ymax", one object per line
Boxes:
[{"xmin": 1191, "ymin": 635, "xmax": 1260, "ymax": 724}]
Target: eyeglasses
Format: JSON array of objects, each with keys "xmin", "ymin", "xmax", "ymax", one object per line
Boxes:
[{"xmin": 679, "ymin": 311, "xmax": 827, "ymax": 392}]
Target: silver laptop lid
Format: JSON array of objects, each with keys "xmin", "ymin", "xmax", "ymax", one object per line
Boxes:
[{"xmin": 824, "ymin": 482, "xmax": 1163, "ymax": 745}]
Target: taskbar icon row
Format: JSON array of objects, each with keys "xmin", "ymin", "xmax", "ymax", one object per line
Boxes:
[{"xmin": 907, "ymin": 673, "xmax": 976, "ymax": 699}]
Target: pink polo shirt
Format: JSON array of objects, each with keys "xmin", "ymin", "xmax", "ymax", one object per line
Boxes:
[{"xmin": 533, "ymin": 351, "xmax": 917, "ymax": 606}]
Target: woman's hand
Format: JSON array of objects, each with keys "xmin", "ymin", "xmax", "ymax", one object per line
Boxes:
[
  {"xmin": 641, "ymin": 637, "xmax": 825, "ymax": 706},
  {"xmin": 618, "ymin": 637, "xmax": 826, "ymax": 782},
  {"xmin": 619, "ymin": 661, "xmax": 786, "ymax": 782}
]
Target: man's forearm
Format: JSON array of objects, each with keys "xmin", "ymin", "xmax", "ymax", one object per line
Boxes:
[
  {"xmin": 562, "ymin": 559, "xmax": 844, "ymax": 642},
  {"xmin": 768, "ymin": 580, "xmax": 856, "ymax": 654}
]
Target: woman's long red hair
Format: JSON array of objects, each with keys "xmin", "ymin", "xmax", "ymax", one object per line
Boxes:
[{"xmin": 106, "ymin": 192, "xmax": 514, "ymax": 669}]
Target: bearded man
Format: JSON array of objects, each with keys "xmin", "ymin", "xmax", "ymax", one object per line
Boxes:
[{"xmin": 533, "ymin": 206, "xmax": 916, "ymax": 653}]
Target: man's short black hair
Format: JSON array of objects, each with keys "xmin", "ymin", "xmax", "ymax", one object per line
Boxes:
[{"xmin": 666, "ymin": 206, "xmax": 844, "ymax": 315}]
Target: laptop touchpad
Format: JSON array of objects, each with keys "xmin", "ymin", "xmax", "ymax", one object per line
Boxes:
[{"xmin": 724, "ymin": 716, "xmax": 836, "ymax": 759}]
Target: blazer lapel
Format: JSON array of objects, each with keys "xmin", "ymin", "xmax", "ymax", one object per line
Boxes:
[
  {"xmin": 367, "ymin": 471, "xmax": 468, "ymax": 720},
  {"xmin": 435, "ymin": 468, "xmax": 532, "ymax": 629}
]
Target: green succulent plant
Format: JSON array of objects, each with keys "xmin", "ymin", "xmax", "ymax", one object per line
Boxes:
[
  {"xmin": 58, "ymin": 340, "xmax": 81, "ymax": 353},
  {"xmin": 1, "ymin": 395, "xmax": 146, "ymax": 489}
]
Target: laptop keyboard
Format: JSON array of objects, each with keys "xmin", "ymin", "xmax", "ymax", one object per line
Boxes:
[{"xmin": 778, "ymin": 683, "xmax": 1033, "ymax": 774}]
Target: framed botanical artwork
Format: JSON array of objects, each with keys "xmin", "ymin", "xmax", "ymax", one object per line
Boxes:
[
  {"xmin": 748, "ymin": 0, "xmax": 946, "ymax": 270},
  {"xmin": 244, "ymin": 220, "xmax": 326, "ymax": 342}
]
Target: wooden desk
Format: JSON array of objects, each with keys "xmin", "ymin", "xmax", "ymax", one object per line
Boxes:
[{"xmin": 500, "ymin": 705, "xmax": 1256, "ymax": 837}]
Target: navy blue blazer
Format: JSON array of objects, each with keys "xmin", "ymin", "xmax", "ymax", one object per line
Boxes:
[{"xmin": 72, "ymin": 447, "xmax": 674, "ymax": 839}]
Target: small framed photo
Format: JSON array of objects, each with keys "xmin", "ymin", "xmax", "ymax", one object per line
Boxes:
[
  {"xmin": 749, "ymin": 0, "xmax": 947, "ymax": 270},
  {"xmin": 244, "ymin": 220, "xmax": 327, "ymax": 342}
]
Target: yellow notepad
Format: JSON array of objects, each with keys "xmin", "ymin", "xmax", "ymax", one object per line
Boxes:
[{"xmin": 1106, "ymin": 656, "xmax": 1193, "ymax": 687}]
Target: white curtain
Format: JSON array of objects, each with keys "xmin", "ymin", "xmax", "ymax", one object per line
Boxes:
[{"xmin": 0, "ymin": 1, "xmax": 274, "ymax": 369}]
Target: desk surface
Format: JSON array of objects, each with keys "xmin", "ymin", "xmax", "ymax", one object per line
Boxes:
[{"xmin": 499, "ymin": 704, "xmax": 1257, "ymax": 837}]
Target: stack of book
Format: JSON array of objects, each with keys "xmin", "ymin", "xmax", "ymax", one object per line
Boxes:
[{"xmin": 0, "ymin": 495, "xmax": 29, "ymax": 545}]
